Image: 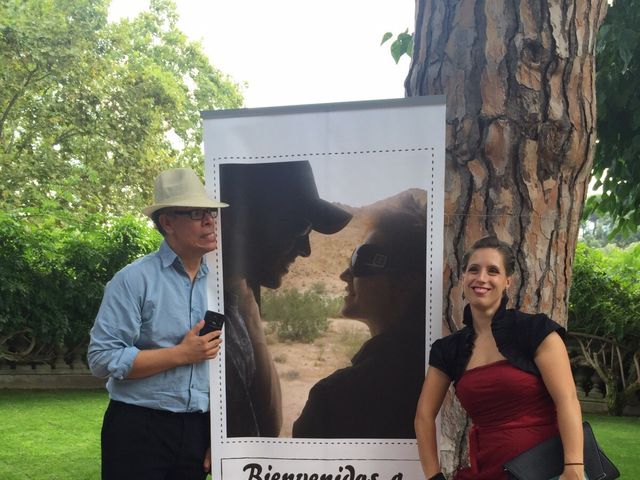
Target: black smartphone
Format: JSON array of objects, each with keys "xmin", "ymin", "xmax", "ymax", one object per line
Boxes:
[{"xmin": 199, "ymin": 310, "xmax": 226, "ymax": 336}]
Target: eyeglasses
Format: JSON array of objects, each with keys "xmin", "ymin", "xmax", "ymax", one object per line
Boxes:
[
  {"xmin": 349, "ymin": 244, "xmax": 394, "ymax": 277},
  {"xmin": 170, "ymin": 208, "xmax": 219, "ymax": 221}
]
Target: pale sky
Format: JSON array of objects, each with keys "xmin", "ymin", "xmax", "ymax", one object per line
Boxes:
[{"xmin": 108, "ymin": 0, "xmax": 415, "ymax": 108}]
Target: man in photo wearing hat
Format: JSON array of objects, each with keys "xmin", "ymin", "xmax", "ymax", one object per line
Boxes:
[
  {"xmin": 88, "ymin": 168, "xmax": 225, "ymax": 479},
  {"xmin": 220, "ymin": 160, "xmax": 352, "ymax": 437}
]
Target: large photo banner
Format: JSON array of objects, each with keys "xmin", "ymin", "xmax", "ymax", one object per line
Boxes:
[{"xmin": 202, "ymin": 97, "xmax": 446, "ymax": 480}]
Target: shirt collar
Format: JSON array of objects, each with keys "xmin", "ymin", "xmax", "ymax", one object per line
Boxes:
[
  {"xmin": 158, "ymin": 240, "xmax": 209, "ymax": 276},
  {"xmin": 159, "ymin": 240, "xmax": 178, "ymax": 268}
]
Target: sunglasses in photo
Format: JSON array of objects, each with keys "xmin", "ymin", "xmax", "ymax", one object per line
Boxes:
[
  {"xmin": 349, "ymin": 243, "xmax": 424, "ymax": 277},
  {"xmin": 170, "ymin": 208, "xmax": 219, "ymax": 220},
  {"xmin": 348, "ymin": 244, "xmax": 396, "ymax": 277}
]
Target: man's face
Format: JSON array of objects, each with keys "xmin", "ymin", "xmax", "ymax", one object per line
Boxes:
[
  {"xmin": 251, "ymin": 214, "xmax": 312, "ymax": 289},
  {"xmin": 160, "ymin": 208, "xmax": 218, "ymax": 259}
]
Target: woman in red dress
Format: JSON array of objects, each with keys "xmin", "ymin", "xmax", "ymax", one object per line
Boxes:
[{"xmin": 415, "ymin": 236, "xmax": 584, "ymax": 480}]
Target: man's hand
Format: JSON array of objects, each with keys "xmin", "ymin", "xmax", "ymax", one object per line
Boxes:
[
  {"xmin": 176, "ymin": 320, "xmax": 222, "ymax": 365},
  {"xmin": 127, "ymin": 319, "xmax": 222, "ymax": 379},
  {"xmin": 203, "ymin": 447, "xmax": 211, "ymax": 473}
]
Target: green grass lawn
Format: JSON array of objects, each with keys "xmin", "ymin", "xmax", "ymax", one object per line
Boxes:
[
  {"xmin": 0, "ymin": 390, "xmax": 108, "ymax": 480},
  {"xmin": 584, "ymin": 413, "xmax": 640, "ymax": 479},
  {"xmin": 0, "ymin": 390, "xmax": 638, "ymax": 479}
]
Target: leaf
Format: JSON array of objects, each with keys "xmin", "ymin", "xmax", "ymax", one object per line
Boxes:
[
  {"xmin": 390, "ymin": 39, "xmax": 404, "ymax": 64},
  {"xmin": 406, "ymin": 35, "xmax": 414, "ymax": 58},
  {"xmin": 381, "ymin": 32, "xmax": 393, "ymax": 45}
]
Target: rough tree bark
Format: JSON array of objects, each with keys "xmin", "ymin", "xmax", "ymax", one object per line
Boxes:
[{"xmin": 406, "ymin": 0, "xmax": 608, "ymax": 474}]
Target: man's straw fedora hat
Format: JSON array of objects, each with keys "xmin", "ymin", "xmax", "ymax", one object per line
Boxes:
[{"xmin": 142, "ymin": 168, "xmax": 228, "ymax": 217}]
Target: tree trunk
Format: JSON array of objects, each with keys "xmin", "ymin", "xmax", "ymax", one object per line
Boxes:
[
  {"xmin": 604, "ymin": 380, "xmax": 624, "ymax": 416},
  {"xmin": 406, "ymin": 0, "xmax": 608, "ymax": 473}
]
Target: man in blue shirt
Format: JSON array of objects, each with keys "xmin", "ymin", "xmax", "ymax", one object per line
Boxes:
[{"xmin": 88, "ymin": 168, "xmax": 226, "ymax": 480}]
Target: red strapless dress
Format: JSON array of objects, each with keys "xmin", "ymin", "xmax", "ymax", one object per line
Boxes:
[{"xmin": 453, "ymin": 360, "xmax": 559, "ymax": 480}]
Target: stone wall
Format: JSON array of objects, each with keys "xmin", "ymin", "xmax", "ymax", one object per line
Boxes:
[
  {"xmin": 0, "ymin": 358, "xmax": 105, "ymax": 389},
  {"xmin": 1, "ymin": 360, "xmax": 638, "ymax": 417},
  {"xmin": 573, "ymin": 364, "xmax": 640, "ymax": 416}
]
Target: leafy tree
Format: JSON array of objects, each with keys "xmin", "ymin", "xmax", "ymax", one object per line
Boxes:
[
  {"xmin": 599, "ymin": 242, "xmax": 640, "ymax": 294},
  {"xmin": 568, "ymin": 243, "xmax": 640, "ymax": 415},
  {"xmin": 589, "ymin": 0, "xmax": 640, "ymax": 236},
  {"xmin": 0, "ymin": 0, "xmax": 242, "ymax": 221},
  {"xmin": 581, "ymin": 206, "xmax": 640, "ymax": 248}
]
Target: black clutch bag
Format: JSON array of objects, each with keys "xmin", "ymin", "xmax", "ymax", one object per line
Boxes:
[{"xmin": 503, "ymin": 421, "xmax": 620, "ymax": 480}]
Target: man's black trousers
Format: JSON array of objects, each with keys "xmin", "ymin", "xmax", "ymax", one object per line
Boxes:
[{"xmin": 101, "ymin": 400, "xmax": 210, "ymax": 480}]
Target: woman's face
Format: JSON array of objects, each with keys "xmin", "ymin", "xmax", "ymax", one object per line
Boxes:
[
  {"xmin": 463, "ymin": 247, "xmax": 512, "ymax": 312},
  {"xmin": 339, "ymin": 229, "xmax": 395, "ymax": 325}
]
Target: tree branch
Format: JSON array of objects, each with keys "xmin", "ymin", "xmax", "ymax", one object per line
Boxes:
[
  {"xmin": 0, "ymin": 66, "xmax": 39, "ymax": 141},
  {"xmin": 616, "ymin": 345, "xmax": 626, "ymax": 388},
  {"xmin": 575, "ymin": 336, "xmax": 609, "ymax": 384},
  {"xmin": 54, "ymin": 128, "xmax": 86, "ymax": 146}
]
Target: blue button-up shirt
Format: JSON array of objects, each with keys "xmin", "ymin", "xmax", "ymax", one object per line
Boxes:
[{"xmin": 88, "ymin": 241, "xmax": 210, "ymax": 412}]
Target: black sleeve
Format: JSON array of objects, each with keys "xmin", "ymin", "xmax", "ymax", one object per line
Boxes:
[
  {"xmin": 428, "ymin": 338, "xmax": 453, "ymax": 380},
  {"xmin": 523, "ymin": 314, "xmax": 566, "ymax": 357}
]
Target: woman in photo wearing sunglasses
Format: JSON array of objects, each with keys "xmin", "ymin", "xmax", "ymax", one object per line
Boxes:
[
  {"xmin": 415, "ymin": 236, "xmax": 583, "ymax": 480},
  {"xmin": 292, "ymin": 196, "xmax": 427, "ymax": 438}
]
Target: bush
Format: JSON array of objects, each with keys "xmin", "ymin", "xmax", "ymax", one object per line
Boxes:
[
  {"xmin": 568, "ymin": 242, "xmax": 640, "ymax": 415},
  {"xmin": 60, "ymin": 215, "xmax": 162, "ymax": 353},
  {"xmin": 569, "ymin": 243, "xmax": 640, "ymax": 340},
  {"xmin": 0, "ymin": 212, "xmax": 161, "ymax": 364},
  {"xmin": 0, "ymin": 214, "xmax": 69, "ymax": 360},
  {"xmin": 261, "ymin": 289, "xmax": 334, "ymax": 343}
]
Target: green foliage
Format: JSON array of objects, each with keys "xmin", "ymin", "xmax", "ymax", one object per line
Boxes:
[
  {"xmin": 261, "ymin": 289, "xmax": 333, "ymax": 343},
  {"xmin": 381, "ymin": 29, "xmax": 413, "ymax": 63},
  {"xmin": 0, "ymin": 214, "xmax": 70, "ymax": 359},
  {"xmin": 60, "ymin": 214, "xmax": 162, "ymax": 350},
  {"xmin": 589, "ymin": 0, "xmax": 640, "ymax": 235},
  {"xmin": 569, "ymin": 243, "xmax": 640, "ymax": 341},
  {"xmin": 0, "ymin": 212, "xmax": 161, "ymax": 363},
  {"xmin": 569, "ymin": 242, "xmax": 640, "ymax": 415},
  {"xmin": 581, "ymin": 206, "xmax": 640, "ymax": 248},
  {"xmin": 598, "ymin": 243, "xmax": 640, "ymax": 295},
  {"xmin": 0, "ymin": 0, "xmax": 243, "ymax": 221}
]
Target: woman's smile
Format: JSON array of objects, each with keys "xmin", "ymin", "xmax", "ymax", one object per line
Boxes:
[
  {"xmin": 463, "ymin": 248, "xmax": 511, "ymax": 313},
  {"xmin": 471, "ymin": 286, "xmax": 490, "ymax": 295}
]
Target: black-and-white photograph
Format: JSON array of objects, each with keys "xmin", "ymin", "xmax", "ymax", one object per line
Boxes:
[{"xmin": 219, "ymin": 156, "xmax": 429, "ymax": 439}]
